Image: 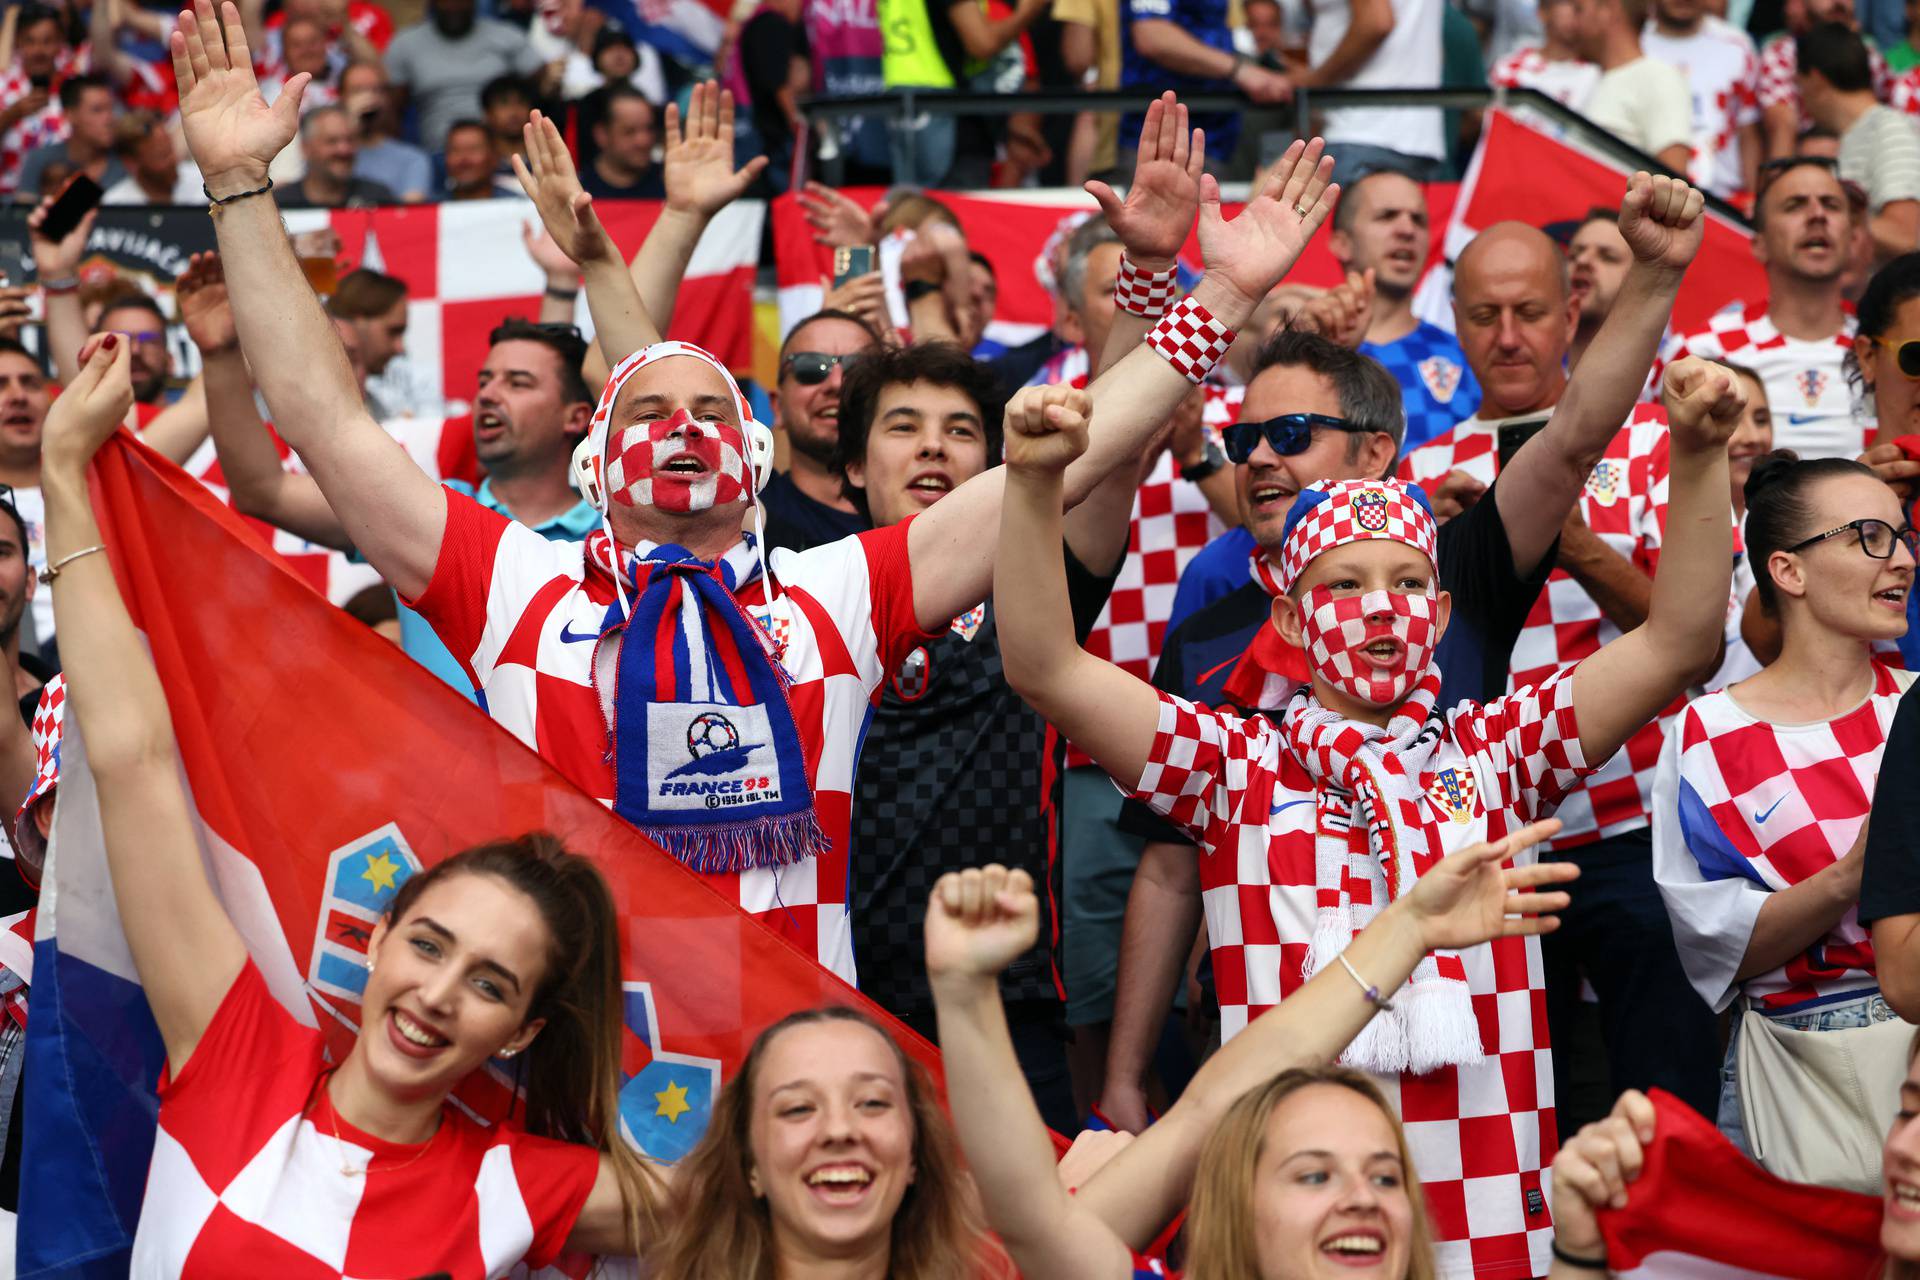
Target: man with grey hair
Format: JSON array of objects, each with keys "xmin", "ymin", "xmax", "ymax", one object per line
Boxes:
[{"xmin": 281, "ymin": 104, "xmax": 397, "ymax": 209}]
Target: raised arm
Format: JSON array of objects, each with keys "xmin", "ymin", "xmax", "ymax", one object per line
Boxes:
[
  {"xmin": 1496, "ymin": 172, "xmax": 1704, "ymax": 577},
  {"xmin": 29, "ymin": 198, "xmax": 95, "ymax": 391},
  {"xmin": 43, "ymin": 334, "xmax": 247, "ymax": 1073},
  {"xmin": 173, "ymin": 0, "xmax": 443, "ymax": 600},
  {"xmin": 908, "ymin": 136, "xmax": 1338, "ymax": 630},
  {"xmin": 133, "ymin": 375, "xmax": 212, "ymax": 466},
  {"xmin": 1568, "ymin": 357, "xmax": 1737, "ymax": 762}
]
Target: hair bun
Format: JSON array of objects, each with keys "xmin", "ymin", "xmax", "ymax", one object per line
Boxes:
[{"xmin": 1743, "ymin": 448, "xmax": 1804, "ymax": 509}]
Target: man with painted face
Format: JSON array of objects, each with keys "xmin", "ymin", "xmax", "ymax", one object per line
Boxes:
[
  {"xmin": 993, "ymin": 345, "xmax": 1743, "ymax": 1279},
  {"xmin": 1101, "ymin": 172, "xmax": 1714, "ymax": 1136},
  {"xmin": 174, "ymin": 6, "xmax": 1342, "ymax": 979}
]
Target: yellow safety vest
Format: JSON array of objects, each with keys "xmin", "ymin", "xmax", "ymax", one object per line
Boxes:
[{"xmin": 879, "ymin": 0, "xmax": 957, "ymax": 88}]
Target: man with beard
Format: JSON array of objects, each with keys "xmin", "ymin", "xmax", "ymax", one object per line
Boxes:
[
  {"xmin": 1327, "ymin": 169, "xmax": 1479, "ymax": 449},
  {"xmin": 0, "ymin": 343, "xmax": 53, "ymax": 653},
  {"xmin": 1640, "ymin": 0, "xmax": 1762, "ymax": 198},
  {"xmin": 1758, "ymin": 0, "xmax": 1893, "ymax": 158},
  {"xmin": 1655, "ymin": 157, "xmax": 1868, "ymax": 458},
  {"xmin": 0, "ymin": 495, "xmax": 44, "ymax": 717},
  {"xmin": 760, "ymin": 309, "xmax": 882, "ymax": 553},
  {"xmin": 1567, "ymin": 206, "xmax": 1636, "ymax": 370},
  {"xmin": 384, "ymin": 0, "xmax": 543, "ymax": 151}
]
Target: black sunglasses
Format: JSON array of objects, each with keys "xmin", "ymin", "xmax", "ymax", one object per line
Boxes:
[
  {"xmin": 781, "ymin": 351, "xmax": 862, "ymax": 386},
  {"xmin": 1223, "ymin": 413, "xmax": 1363, "ymax": 464},
  {"xmin": 1785, "ymin": 517, "xmax": 1920, "ymax": 560}
]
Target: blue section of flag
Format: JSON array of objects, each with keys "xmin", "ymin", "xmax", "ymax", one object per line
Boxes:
[
  {"xmin": 19, "ymin": 940, "xmax": 166, "ymax": 1278},
  {"xmin": 328, "ymin": 836, "xmax": 414, "ymax": 914},
  {"xmin": 316, "ymin": 950, "xmax": 371, "ymax": 998},
  {"xmin": 621, "ymin": 1058, "xmax": 716, "ymax": 1164}
]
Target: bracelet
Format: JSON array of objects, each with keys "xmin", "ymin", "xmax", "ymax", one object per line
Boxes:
[
  {"xmin": 203, "ymin": 177, "xmax": 274, "ymax": 211},
  {"xmin": 1550, "ymin": 1241, "xmax": 1608, "ymax": 1270},
  {"xmin": 903, "ymin": 279, "xmax": 941, "ymax": 302},
  {"xmin": 1337, "ymin": 954, "xmax": 1394, "ymax": 1012},
  {"xmin": 1146, "ymin": 295, "xmax": 1235, "ymax": 385},
  {"xmin": 40, "ymin": 543, "xmax": 105, "ymax": 583},
  {"xmin": 38, "ymin": 275, "xmax": 77, "ymax": 294},
  {"xmin": 1114, "ymin": 253, "xmax": 1179, "ymax": 319},
  {"xmin": 543, "ymin": 284, "xmax": 580, "ymax": 302}
]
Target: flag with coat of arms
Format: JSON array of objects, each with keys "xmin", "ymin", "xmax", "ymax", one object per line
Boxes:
[{"xmin": 17, "ymin": 432, "xmax": 942, "ymax": 1278}]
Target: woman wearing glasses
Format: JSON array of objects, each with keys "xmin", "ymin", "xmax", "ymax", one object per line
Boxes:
[{"xmin": 1652, "ymin": 447, "xmax": 1915, "ymax": 1181}]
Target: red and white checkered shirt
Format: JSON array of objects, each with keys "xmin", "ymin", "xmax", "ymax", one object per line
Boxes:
[
  {"xmin": 1641, "ymin": 17, "xmax": 1761, "ymax": 198},
  {"xmin": 411, "ymin": 494, "xmax": 930, "ymax": 983},
  {"xmin": 1757, "ymin": 33, "xmax": 1892, "ymax": 130},
  {"xmin": 1651, "ymin": 303, "xmax": 1866, "ymax": 461},
  {"xmin": 1653, "ymin": 663, "xmax": 1903, "ymax": 1012},
  {"xmin": 1130, "ymin": 669, "xmax": 1590, "ymax": 1280},
  {"xmin": 1896, "ymin": 64, "xmax": 1920, "ymax": 115},
  {"xmin": 0, "ymin": 46, "xmax": 86, "ymax": 198},
  {"xmin": 130, "ymin": 961, "xmax": 600, "ymax": 1276},
  {"xmin": 1490, "ymin": 45, "xmax": 1602, "ymax": 108}
]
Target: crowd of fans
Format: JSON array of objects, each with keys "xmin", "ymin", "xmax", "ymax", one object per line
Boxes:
[{"xmin": 9, "ymin": 0, "xmax": 1920, "ymax": 1275}]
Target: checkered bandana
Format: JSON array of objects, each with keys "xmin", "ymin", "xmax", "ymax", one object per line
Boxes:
[
  {"xmin": 1113, "ymin": 253, "xmax": 1179, "ymax": 319},
  {"xmin": 1146, "ymin": 296, "xmax": 1235, "ymax": 384},
  {"xmin": 14, "ymin": 675, "xmax": 63, "ymax": 868},
  {"xmin": 1280, "ymin": 674, "xmax": 1482, "ymax": 1074},
  {"xmin": 1275, "ymin": 478, "xmax": 1438, "ymax": 594},
  {"xmin": 1299, "ymin": 588, "xmax": 1439, "ymax": 708},
  {"xmin": 585, "ymin": 340, "xmax": 759, "ymax": 514}
]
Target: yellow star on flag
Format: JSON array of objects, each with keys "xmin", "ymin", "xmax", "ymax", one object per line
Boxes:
[
  {"xmin": 655, "ymin": 1080, "xmax": 692, "ymax": 1124},
  {"xmin": 360, "ymin": 851, "xmax": 400, "ymax": 895}
]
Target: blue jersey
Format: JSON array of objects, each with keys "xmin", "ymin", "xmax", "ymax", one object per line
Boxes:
[
  {"xmin": 1168, "ymin": 525, "xmax": 1256, "ymax": 638},
  {"xmin": 1119, "ymin": 0, "xmax": 1238, "ymax": 157},
  {"xmin": 1362, "ymin": 322, "xmax": 1480, "ymax": 451}
]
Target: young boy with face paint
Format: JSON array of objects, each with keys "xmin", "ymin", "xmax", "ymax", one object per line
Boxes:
[{"xmin": 992, "ymin": 356, "xmax": 1747, "ymax": 1280}]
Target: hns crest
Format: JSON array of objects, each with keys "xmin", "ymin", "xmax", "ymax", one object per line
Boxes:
[
  {"xmin": 1426, "ymin": 767, "xmax": 1478, "ymax": 824},
  {"xmin": 1418, "ymin": 356, "xmax": 1462, "ymax": 405},
  {"xmin": 309, "ymin": 823, "xmax": 423, "ymax": 1003},
  {"xmin": 1798, "ymin": 368, "xmax": 1827, "ymax": 407},
  {"xmin": 1353, "ymin": 488, "xmax": 1391, "ymax": 531},
  {"xmin": 1586, "ymin": 458, "xmax": 1623, "ymax": 507},
  {"xmin": 619, "ymin": 982, "xmax": 722, "ymax": 1163}
]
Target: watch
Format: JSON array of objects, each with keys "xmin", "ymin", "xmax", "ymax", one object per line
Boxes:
[{"xmin": 1181, "ymin": 440, "xmax": 1228, "ymax": 483}]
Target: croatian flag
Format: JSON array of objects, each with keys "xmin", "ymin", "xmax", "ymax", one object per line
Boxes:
[
  {"xmin": 1596, "ymin": 1090, "xmax": 1885, "ymax": 1279},
  {"xmin": 17, "ymin": 433, "xmax": 942, "ymax": 1277}
]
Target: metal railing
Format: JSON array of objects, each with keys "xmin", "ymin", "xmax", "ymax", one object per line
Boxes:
[{"xmin": 796, "ymin": 85, "xmax": 1751, "ymax": 227}]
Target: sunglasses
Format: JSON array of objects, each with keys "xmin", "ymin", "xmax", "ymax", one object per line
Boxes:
[
  {"xmin": 781, "ymin": 351, "xmax": 862, "ymax": 386},
  {"xmin": 1869, "ymin": 336, "xmax": 1920, "ymax": 380},
  {"xmin": 1785, "ymin": 517, "xmax": 1920, "ymax": 560},
  {"xmin": 1222, "ymin": 413, "xmax": 1364, "ymax": 464}
]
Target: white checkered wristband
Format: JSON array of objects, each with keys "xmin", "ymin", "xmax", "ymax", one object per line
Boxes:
[
  {"xmin": 1146, "ymin": 295, "xmax": 1235, "ymax": 384},
  {"xmin": 1113, "ymin": 253, "xmax": 1179, "ymax": 319}
]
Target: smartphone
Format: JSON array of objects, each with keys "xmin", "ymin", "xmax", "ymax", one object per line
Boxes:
[
  {"xmin": 832, "ymin": 244, "xmax": 875, "ymax": 289},
  {"xmin": 36, "ymin": 174, "xmax": 103, "ymax": 245},
  {"xmin": 28, "ymin": 74, "xmax": 49, "ymax": 93},
  {"xmin": 1496, "ymin": 415, "xmax": 1552, "ymax": 471}
]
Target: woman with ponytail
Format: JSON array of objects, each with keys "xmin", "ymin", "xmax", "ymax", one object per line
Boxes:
[
  {"xmin": 1653, "ymin": 447, "xmax": 1914, "ymax": 1179},
  {"xmin": 45, "ymin": 335, "xmax": 659, "ymax": 1274}
]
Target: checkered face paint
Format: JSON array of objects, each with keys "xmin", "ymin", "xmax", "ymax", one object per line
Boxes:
[
  {"xmin": 604, "ymin": 408, "xmax": 748, "ymax": 514},
  {"xmin": 1298, "ymin": 587, "xmax": 1437, "ymax": 707}
]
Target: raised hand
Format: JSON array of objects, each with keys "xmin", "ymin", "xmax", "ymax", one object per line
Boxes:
[
  {"xmin": 176, "ymin": 251, "xmax": 237, "ymax": 354},
  {"xmin": 511, "ymin": 109, "xmax": 617, "ymax": 267},
  {"xmin": 1661, "ymin": 355, "xmax": 1745, "ymax": 453},
  {"xmin": 1618, "ymin": 170, "xmax": 1706, "ymax": 274},
  {"xmin": 1086, "ymin": 91, "xmax": 1203, "ymax": 267},
  {"xmin": 1197, "ymin": 137, "xmax": 1337, "ymax": 317},
  {"xmin": 28, "ymin": 193, "xmax": 95, "ymax": 279},
  {"xmin": 0, "ymin": 286, "xmax": 32, "ymax": 342},
  {"xmin": 797, "ymin": 180, "xmax": 879, "ymax": 248},
  {"xmin": 1302, "ymin": 268, "xmax": 1375, "ymax": 350},
  {"xmin": 663, "ymin": 80, "xmax": 769, "ymax": 219},
  {"xmin": 822, "ymin": 270, "xmax": 888, "ymax": 336},
  {"xmin": 924, "ymin": 864, "xmax": 1040, "ymax": 981},
  {"xmin": 1401, "ymin": 818, "xmax": 1578, "ymax": 952},
  {"xmin": 1550, "ymin": 1089, "xmax": 1658, "ymax": 1261},
  {"xmin": 521, "ymin": 219, "xmax": 579, "ymax": 285},
  {"xmin": 171, "ymin": 0, "xmax": 306, "ymax": 191},
  {"xmin": 43, "ymin": 333, "xmax": 134, "ymax": 481},
  {"xmin": 1002, "ymin": 384, "xmax": 1092, "ymax": 474}
]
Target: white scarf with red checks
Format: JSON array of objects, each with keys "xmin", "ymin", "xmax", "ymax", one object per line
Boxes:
[{"xmin": 1281, "ymin": 674, "xmax": 1484, "ymax": 1074}]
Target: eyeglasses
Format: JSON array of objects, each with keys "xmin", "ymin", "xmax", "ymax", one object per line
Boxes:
[
  {"xmin": 781, "ymin": 352, "xmax": 861, "ymax": 386},
  {"xmin": 1785, "ymin": 517, "xmax": 1920, "ymax": 560},
  {"xmin": 122, "ymin": 330, "xmax": 166, "ymax": 347},
  {"xmin": 1868, "ymin": 335, "xmax": 1920, "ymax": 380},
  {"xmin": 1222, "ymin": 413, "xmax": 1364, "ymax": 464}
]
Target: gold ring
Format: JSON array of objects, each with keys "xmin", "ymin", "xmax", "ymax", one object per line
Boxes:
[{"xmin": 1293, "ymin": 203, "xmax": 1311, "ymax": 218}]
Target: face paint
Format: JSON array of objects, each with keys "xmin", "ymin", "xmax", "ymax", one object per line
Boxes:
[
  {"xmin": 1297, "ymin": 587, "xmax": 1438, "ymax": 707},
  {"xmin": 603, "ymin": 407, "xmax": 748, "ymax": 513}
]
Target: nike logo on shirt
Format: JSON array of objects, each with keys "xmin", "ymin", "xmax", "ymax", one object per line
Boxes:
[
  {"xmin": 1271, "ymin": 798, "xmax": 1313, "ymax": 818},
  {"xmin": 1755, "ymin": 795, "xmax": 1787, "ymax": 824},
  {"xmin": 559, "ymin": 622, "xmax": 599, "ymax": 644}
]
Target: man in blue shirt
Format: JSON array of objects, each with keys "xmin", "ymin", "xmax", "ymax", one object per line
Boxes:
[
  {"xmin": 1328, "ymin": 168, "xmax": 1479, "ymax": 449},
  {"xmin": 1120, "ymin": 0, "xmax": 1291, "ymax": 161}
]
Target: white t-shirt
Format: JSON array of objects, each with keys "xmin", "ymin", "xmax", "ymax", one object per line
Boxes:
[
  {"xmin": 102, "ymin": 163, "xmax": 204, "ymax": 206},
  {"xmin": 1839, "ymin": 103, "xmax": 1920, "ymax": 213},
  {"xmin": 1640, "ymin": 17, "xmax": 1761, "ymax": 197},
  {"xmin": 1309, "ymin": 0, "xmax": 1446, "ymax": 160},
  {"xmin": 1582, "ymin": 54, "xmax": 1695, "ymax": 158}
]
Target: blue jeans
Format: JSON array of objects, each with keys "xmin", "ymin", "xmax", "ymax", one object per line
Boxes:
[
  {"xmin": 1717, "ymin": 988, "xmax": 1895, "ymax": 1155},
  {"xmin": 886, "ymin": 107, "xmax": 957, "ymax": 187}
]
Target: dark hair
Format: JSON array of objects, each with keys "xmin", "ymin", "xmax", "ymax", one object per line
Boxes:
[
  {"xmin": 95, "ymin": 292, "xmax": 166, "ymax": 334},
  {"xmin": 57, "ymin": 72, "xmax": 108, "ymax": 112},
  {"xmin": 14, "ymin": 4, "xmax": 63, "ymax": 38},
  {"xmin": 488, "ymin": 318, "xmax": 593, "ymax": 408},
  {"xmin": 1742, "ymin": 448, "xmax": 1883, "ymax": 612},
  {"xmin": 779, "ymin": 308, "xmax": 884, "ymax": 365},
  {"xmin": 1847, "ymin": 252, "xmax": 1920, "ymax": 391},
  {"xmin": 1799, "ymin": 22, "xmax": 1874, "ymax": 93},
  {"xmin": 328, "ymin": 267, "xmax": 409, "ymax": 319},
  {"xmin": 299, "ymin": 102, "xmax": 350, "ymax": 138},
  {"xmin": 1332, "ymin": 167, "xmax": 1421, "ymax": 234},
  {"xmin": 1249, "ymin": 327, "xmax": 1407, "ymax": 454},
  {"xmin": 831, "ymin": 342, "xmax": 1006, "ymax": 484},
  {"xmin": 967, "ymin": 249, "xmax": 994, "ymax": 278},
  {"xmin": 479, "ymin": 73, "xmax": 536, "ymax": 113},
  {"xmin": 0, "ymin": 491, "xmax": 27, "ymax": 555},
  {"xmin": 593, "ymin": 26, "xmax": 637, "ymax": 57},
  {"xmin": 1753, "ymin": 156, "xmax": 1845, "ymax": 230},
  {"xmin": 381, "ymin": 833, "xmax": 660, "ymax": 1247},
  {"xmin": 0, "ymin": 337, "xmax": 43, "ymax": 370},
  {"xmin": 342, "ymin": 583, "xmax": 398, "ymax": 629},
  {"xmin": 445, "ymin": 117, "xmax": 492, "ymax": 146},
  {"xmin": 599, "ymin": 82, "xmax": 653, "ymax": 119}
]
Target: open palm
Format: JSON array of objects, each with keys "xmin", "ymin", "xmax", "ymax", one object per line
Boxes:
[
  {"xmin": 1197, "ymin": 137, "xmax": 1336, "ymax": 311},
  {"xmin": 171, "ymin": 0, "xmax": 305, "ymax": 185},
  {"xmin": 664, "ymin": 81, "xmax": 769, "ymax": 217},
  {"xmin": 176, "ymin": 252, "xmax": 237, "ymax": 352},
  {"xmin": 512, "ymin": 110, "xmax": 616, "ymax": 266},
  {"xmin": 1086, "ymin": 92, "xmax": 1202, "ymax": 265},
  {"xmin": 1404, "ymin": 819, "xmax": 1576, "ymax": 951}
]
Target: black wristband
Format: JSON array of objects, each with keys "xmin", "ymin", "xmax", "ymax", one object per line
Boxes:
[
  {"xmin": 543, "ymin": 284, "xmax": 580, "ymax": 301},
  {"xmin": 203, "ymin": 177, "xmax": 274, "ymax": 209},
  {"xmin": 1550, "ymin": 1241, "xmax": 1608, "ymax": 1270},
  {"xmin": 903, "ymin": 279, "xmax": 941, "ymax": 302}
]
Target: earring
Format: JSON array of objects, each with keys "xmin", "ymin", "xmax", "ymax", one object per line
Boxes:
[
  {"xmin": 499, "ymin": 1047, "xmax": 519, "ymax": 1059},
  {"xmin": 749, "ymin": 1169, "xmax": 763, "ymax": 1198}
]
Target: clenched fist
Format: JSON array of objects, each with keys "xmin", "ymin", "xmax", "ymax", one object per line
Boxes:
[
  {"xmin": 1661, "ymin": 356, "xmax": 1745, "ymax": 454},
  {"xmin": 1003, "ymin": 384, "xmax": 1093, "ymax": 474}
]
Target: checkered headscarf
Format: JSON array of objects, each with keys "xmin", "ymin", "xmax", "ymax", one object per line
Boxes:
[
  {"xmin": 13, "ymin": 675, "xmax": 64, "ymax": 871},
  {"xmin": 581, "ymin": 341, "xmax": 763, "ymax": 515},
  {"xmin": 1273, "ymin": 479, "xmax": 1438, "ymax": 595}
]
